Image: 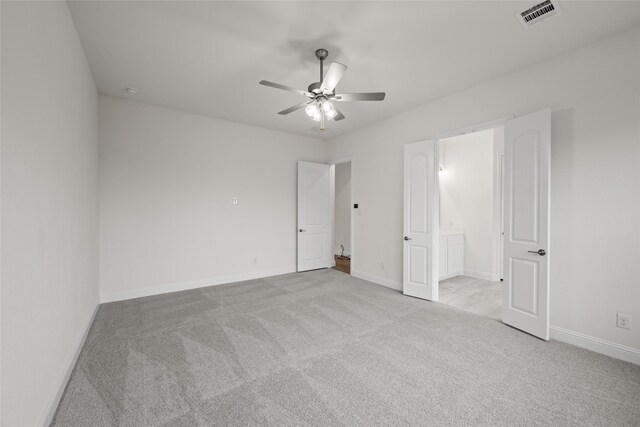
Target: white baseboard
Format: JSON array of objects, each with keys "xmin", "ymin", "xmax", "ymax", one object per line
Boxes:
[
  {"xmin": 549, "ymin": 325, "xmax": 640, "ymax": 365},
  {"xmin": 463, "ymin": 269, "xmax": 499, "ymax": 281},
  {"xmin": 349, "ymin": 271, "xmax": 639, "ymax": 365},
  {"xmin": 351, "ymin": 269, "xmax": 402, "ymax": 291},
  {"xmin": 100, "ymin": 266, "xmax": 297, "ymax": 303},
  {"xmin": 42, "ymin": 303, "xmax": 99, "ymax": 426}
]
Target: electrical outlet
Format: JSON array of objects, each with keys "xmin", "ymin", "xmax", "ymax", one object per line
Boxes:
[
  {"xmin": 380, "ymin": 262, "xmax": 384, "ymax": 270},
  {"xmin": 232, "ymin": 197, "xmax": 238, "ymax": 205},
  {"xmin": 616, "ymin": 313, "xmax": 631, "ymax": 330},
  {"xmin": 253, "ymin": 257, "xmax": 258, "ymax": 264}
]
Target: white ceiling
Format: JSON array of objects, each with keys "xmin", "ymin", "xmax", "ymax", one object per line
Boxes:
[{"xmin": 68, "ymin": 1, "xmax": 640, "ymax": 140}]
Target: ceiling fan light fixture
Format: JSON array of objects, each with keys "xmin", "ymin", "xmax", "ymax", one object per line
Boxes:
[
  {"xmin": 305, "ymin": 103, "xmax": 319, "ymax": 118},
  {"xmin": 324, "ymin": 103, "xmax": 337, "ymax": 119}
]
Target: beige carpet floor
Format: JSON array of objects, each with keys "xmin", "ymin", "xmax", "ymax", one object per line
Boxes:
[{"xmin": 52, "ymin": 269, "xmax": 640, "ymax": 426}]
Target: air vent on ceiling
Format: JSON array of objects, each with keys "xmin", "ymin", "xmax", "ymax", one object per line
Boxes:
[{"xmin": 517, "ymin": 0, "xmax": 561, "ymax": 28}]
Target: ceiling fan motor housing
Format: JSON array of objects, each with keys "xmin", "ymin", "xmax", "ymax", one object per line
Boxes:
[{"xmin": 308, "ymin": 81, "xmax": 323, "ymax": 94}]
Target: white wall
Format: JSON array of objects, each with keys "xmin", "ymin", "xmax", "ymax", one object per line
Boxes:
[
  {"xmin": 1, "ymin": 2, "xmax": 99, "ymax": 426},
  {"xmin": 334, "ymin": 162, "xmax": 351, "ymax": 256},
  {"xmin": 99, "ymin": 96, "xmax": 326, "ymax": 301},
  {"xmin": 439, "ymin": 130, "xmax": 494, "ymax": 278},
  {"xmin": 327, "ymin": 27, "xmax": 640, "ymax": 352}
]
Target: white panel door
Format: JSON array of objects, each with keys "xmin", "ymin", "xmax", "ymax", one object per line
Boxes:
[
  {"xmin": 503, "ymin": 109, "xmax": 551, "ymax": 340},
  {"xmin": 297, "ymin": 161, "xmax": 331, "ymax": 272},
  {"xmin": 403, "ymin": 141, "xmax": 437, "ymax": 300}
]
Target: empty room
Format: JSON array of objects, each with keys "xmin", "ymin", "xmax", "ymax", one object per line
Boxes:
[{"xmin": 1, "ymin": 1, "xmax": 639, "ymax": 426}]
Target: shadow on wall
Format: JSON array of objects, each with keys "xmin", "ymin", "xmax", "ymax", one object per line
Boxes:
[{"xmin": 549, "ymin": 108, "xmax": 575, "ymax": 321}]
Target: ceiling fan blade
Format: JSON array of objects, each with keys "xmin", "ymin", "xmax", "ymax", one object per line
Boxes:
[
  {"xmin": 259, "ymin": 80, "xmax": 312, "ymax": 97},
  {"xmin": 334, "ymin": 92, "xmax": 386, "ymax": 101},
  {"xmin": 332, "ymin": 105, "xmax": 346, "ymax": 121},
  {"xmin": 278, "ymin": 101, "xmax": 312, "ymax": 115},
  {"xmin": 320, "ymin": 62, "xmax": 347, "ymax": 93}
]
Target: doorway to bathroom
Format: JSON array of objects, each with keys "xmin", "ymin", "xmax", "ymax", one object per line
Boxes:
[
  {"xmin": 403, "ymin": 109, "xmax": 551, "ymax": 339},
  {"xmin": 437, "ymin": 127, "xmax": 504, "ymax": 320}
]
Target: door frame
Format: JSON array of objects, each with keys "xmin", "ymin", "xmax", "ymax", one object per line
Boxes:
[
  {"xmin": 329, "ymin": 157, "xmax": 355, "ymax": 273},
  {"xmin": 496, "ymin": 152, "xmax": 505, "ymax": 281},
  {"xmin": 432, "ymin": 116, "xmax": 514, "ymax": 298}
]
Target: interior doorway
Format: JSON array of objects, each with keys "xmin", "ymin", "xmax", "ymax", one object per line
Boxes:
[
  {"xmin": 436, "ymin": 127, "xmax": 504, "ymax": 320},
  {"xmin": 331, "ymin": 160, "xmax": 352, "ymax": 274},
  {"xmin": 403, "ymin": 109, "xmax": 551, "ymax": 339}
]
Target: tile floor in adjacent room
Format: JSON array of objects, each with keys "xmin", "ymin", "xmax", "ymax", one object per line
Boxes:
[{"xmin": 439, "ymin": 275, "xmax": 503, "ymax": 320}]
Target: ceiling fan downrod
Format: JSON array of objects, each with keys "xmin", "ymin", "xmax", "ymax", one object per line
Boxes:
[{"xmin": 315, "ymin": 48, "xmax": 328, "ymax": 84}]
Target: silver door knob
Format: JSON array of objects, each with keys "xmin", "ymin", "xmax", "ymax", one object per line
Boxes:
[
  {"xmin": 299, "ymin": 229, "xmax": 306, "ymax": 232},
  {"xmin": 528, "ymin": 249, "xmax": 546, "ymax": 256},
  {"xmin": 404, "ymin": 236, "xmax": 411, "ymax": 241}
]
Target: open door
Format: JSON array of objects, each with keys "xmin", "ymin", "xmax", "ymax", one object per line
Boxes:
[
  {"xmin": 403, "ymin": 141, "xmax": 438, "ymax": 300},
  {"xmin": 297, "ymin": 161, "xmax": 331, "ymax": 272},
  {"xmin": 503, "ymin": 109, "xmax": 551, "ymax": 340}
]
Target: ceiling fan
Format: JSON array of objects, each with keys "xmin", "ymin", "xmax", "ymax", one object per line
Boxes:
[{"xmin": 259, "ymin": 48, "xmax": 385, "ymax": 131}]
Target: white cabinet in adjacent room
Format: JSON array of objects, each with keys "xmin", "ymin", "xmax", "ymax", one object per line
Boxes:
[
  {"xmin": 439, "ymin": 238, "xmax": 448, "ymax": 278},
  {"xmin": 439, "ymin": 231, "xmax": 464, "ymax": 280}
]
